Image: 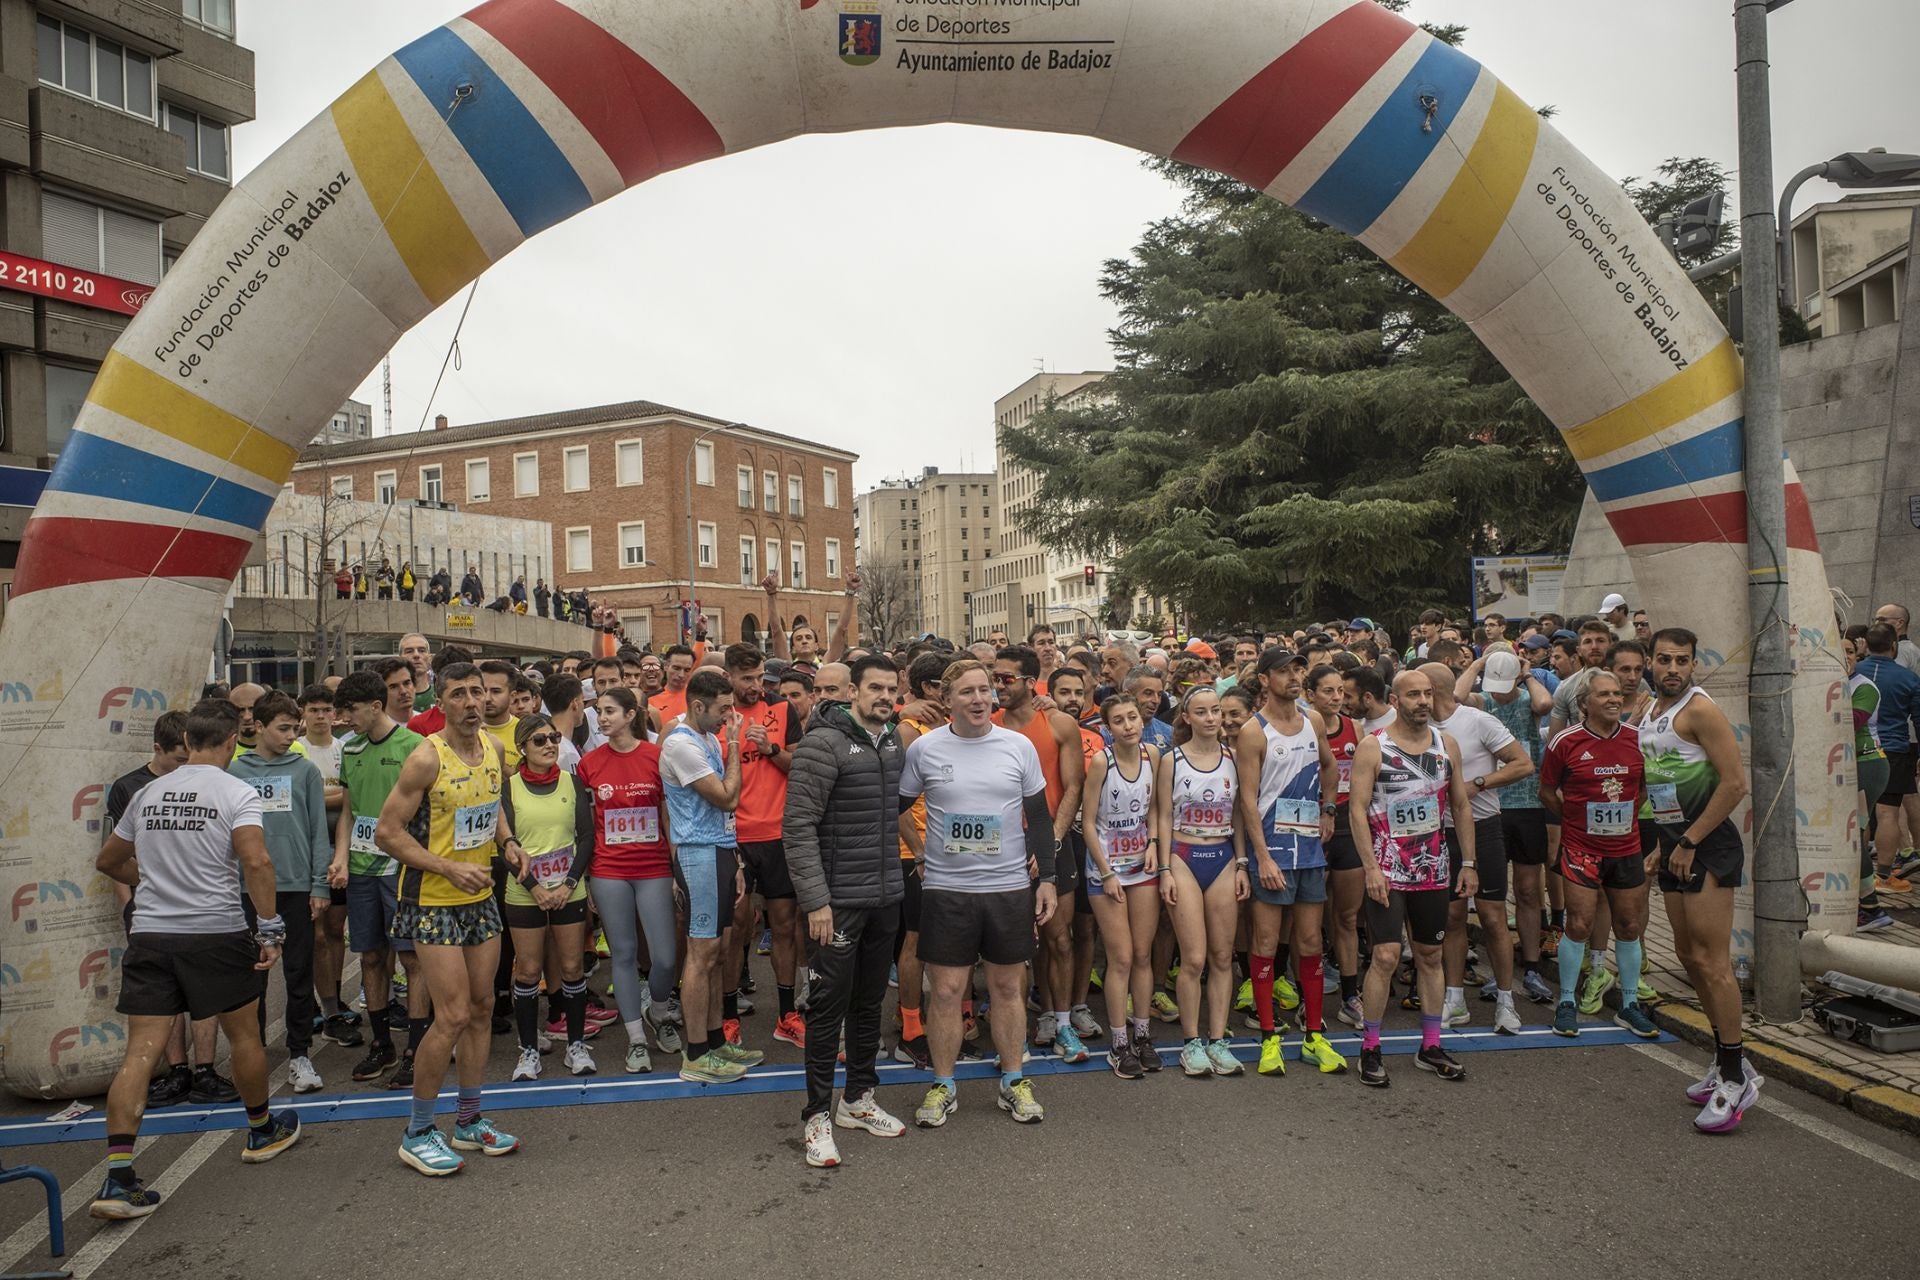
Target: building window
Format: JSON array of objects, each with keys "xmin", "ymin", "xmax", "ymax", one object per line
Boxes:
[
  {"xmin": 961, "ymin": 527, "xmax": 968, "ymax": 540},
  {"xmin": 766, "ymin": 539, "xmax": 780, "ymax": 584},
  {"xmin": 331, "ymin": 476, "xmax": 353, "ymax": 500},
  {"xmin": 739, "ymin": 537, "xmax": 756, "ymax": 585},
  {"xmin": 694, "ymin": 441, "xmax": 714, "ymax": 486},
  {"xmin": 375, "ymin": 470, "xmax": 397, "ymax": 505},
  {"xmin": 789, "ymin": 541, "xmax": 806, "ymax": 589},
  {"xmin": 182, "ymin": 0, "xmax": 236, "ymax": 38},
  {"xmin": 736, "ymin": 466, "xmax": 754, "ymax": 508},
  {"xmin": 963, "ymin": 570, "xmax": 971, "ymax": 584},
  {"xmin": 823, "ymin": 468, "xmax": 840, "ymax": 509},
  {"xmin": 563, "ymin": 446, "xmax": 589, "ymax": 492},
  {"xmin": 37, "ymin": 17, "xmax": 155, "ymax": 121},
  {"xmin": 465, "ymin": 458, "xmax": 489, "ymax": 502},
  {"xmin": 762, "ymin": 470, "xmax": 778, "ymax": 512},
  {"xmin": 961, "ymin": 549, "xmax": 969, "ymax": 562},
  {"xmin": 41, "ymin": 363, "xmax": 93, "ymax": 455},
  {"xmin": 40, "ymin": 191, "xmax": 161, "ymax": 285},
  {"xmin": 566, "ymin": 527, "xmax": 592, "ymax": 572},
  {"xmin": 787, "ymin": 475, "xmax": 803, "ymax": 517},
  {"xmin": 825, "ymin": 538, "xmax": 841, "ymax": 580},
  {"xmin": 162, "ymin": 103, "xmax": 230, "ymax": 181},
  {"xmin": 513, "ymin": 452, "xmax": 538, "ymax": 497},
  {"xmin": 619, "ymin": 522, "xmax": 647, "ymax": 568},
  {"xmin": 420, "ymin": 465, "xmax": 442, "ymax": 503},
  {"xmin": 697, "ymin": 522, "xmax": 716, "ymax": 569},
  {"xmin": 616, "ymin": 439, "xmax": 644, "ymax": 487}
]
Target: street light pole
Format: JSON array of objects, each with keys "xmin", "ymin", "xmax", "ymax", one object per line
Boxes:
[
  {"xmin": 683, "ymin": 422, "xmax": 732, "ymax": 644},
  {"xmin": 1734, "ymin": 0, "xmax": 1802, "ymax": 1024}
]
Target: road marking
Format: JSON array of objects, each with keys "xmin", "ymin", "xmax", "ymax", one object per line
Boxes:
[
  {"xmin": 0, "ymin": 1136, "xmax": 154, "ymax": 1277},
  {"xmin": 1632, "ymin": 1043, "xmax": 1920, "ymax": 1181}
]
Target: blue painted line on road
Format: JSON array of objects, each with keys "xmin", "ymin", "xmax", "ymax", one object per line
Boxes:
[{"xmin": 0, "ymin": 1024, "xmax": 1670, "ymax": 1148}]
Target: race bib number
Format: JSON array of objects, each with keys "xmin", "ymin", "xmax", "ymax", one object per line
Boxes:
[
  {"xmin": 1269, "ymin": 797, "xmax": 1320, "ymax": 841},
  {"xmin": 1388, "ymin": 795, "xmax": 1440, "ymax": 838},
  {"xmin": 1646, "ymin": 782, "xmax": 1683, "ymax": 825},
  {"xmin": 250, "ymin": 776, "xmax": 292, "ymax": 813},
  {"xmin": 453, "ymin": 801, "xmax": 497, "ymax": 850},
  {"xmin": 1587, "ymin": 801, "xmax": 1634, "ymax": 837},
  {"xmin": 1336, "ymin": 758, "xmax": 1353, "ymax": 796},
  {"xmin": 349, "ymin": 814, "xmax": 379, "ymax": 855},
  {"xmin": 527, "ymin": 843, "xmax": 574, "ymax": 887},
  {"xmin": 603, "ymin": 806, "xmax": 660, "ymax": 846},
  {"xmin": 946, "ymin": 813, "xmax": 1002, "ymax": 855},
  {"xmin": 1106, "ymin": 823, "xmax": 1150, "ymax": 874},
  {"xmin": 1178, "ymin": 800, "xmax": 1233, "ymax": 835},
  {"xmin": 724, "ymin": 811, "xmax": 737, "ymax": 842}
]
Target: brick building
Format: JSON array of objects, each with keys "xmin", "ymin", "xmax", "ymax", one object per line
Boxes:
[{"xmin": 290, "ymin": 400, "xmax": 859, "ymax": 649}]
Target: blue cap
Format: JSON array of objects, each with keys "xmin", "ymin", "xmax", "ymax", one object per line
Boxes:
[
  {"xmin": 1521, "ymin": 634, "xmax": 1551, "ymax": 651},
  {"xmin": 1347, "ymin": 617, "xmax": 1375, "ymax": 631},
  {"xmin": 1551, "ymin": 629, "xmax": 1578, "ymax": 643}
]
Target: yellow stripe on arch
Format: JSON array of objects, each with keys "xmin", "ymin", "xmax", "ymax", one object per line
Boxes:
[
  {"xmin": 331, "ymin": 68, "xmax": 491, "ymax": 307},
  {"xmin": 1562, "ymin": 339, "xmax": 1745, "ymax": 462},
  {"xmin": 1390, "ymin": 81, "xmax": 1539, "ymax": 301},
  {"xmin": 87, "ymin": 352, "xmax": 298, "ymax": 485}
]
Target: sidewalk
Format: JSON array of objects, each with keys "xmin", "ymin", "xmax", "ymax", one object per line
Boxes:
[{"xmin": 1635, "ymin": 890, "xmax": 1920, "ymax": 1136}]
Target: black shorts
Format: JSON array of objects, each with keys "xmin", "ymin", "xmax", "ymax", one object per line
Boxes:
[
  {"xmin": 1058, "ymin": 829, "xmax": 1091, "ymax": 914},
  {"xmin": 502, "ymin": 897, "xmax": 589, "ymax": 929},
  {"xmin": 1460, "ymin": 814, "xmax": 1508, "ymax": 900},
  {"xmin": 899, "ymin": 861, "xmax": 924, "ymax": 933},
  {"xmin": 738, "ymin": 839, "xmax": 795, "ymax": 900},
  {"xmin": 1326, "ymin": 825, "xmax": 1362, "ymax": 872},
  {"xmin": 917, "ymin": 887, "xmax": 1035, "ymax": 968},
  {"xmin": 1884, "ymin": 750, "xmax": 1918, "ymax": 800},
  {"xmin": 1654, "ymin": 821, "xmax": 1746, "ymax": 893},
  {"xmin": 1363, "ymin": 888, "xmax": 1450, "ymax": 948},
  {"xmin": 1501, "ymin": 807, "xmax": 1549, "ymax": 867},
  {"xmin": 328, "ymin": 884, "xmax": 348, "ymax": 908},
  {"xmin": 118, "ymin": 932, "xmax": 266, "ymax": 1020},
  {"xmin": 1560, "ymin": 843, "xmax": 1648, "ymax": 891}
]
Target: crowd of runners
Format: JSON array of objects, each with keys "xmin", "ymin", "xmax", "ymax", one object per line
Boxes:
[{"xmin": 88, "ymin": 594, "xmax": 1920, "ymax": 1214}]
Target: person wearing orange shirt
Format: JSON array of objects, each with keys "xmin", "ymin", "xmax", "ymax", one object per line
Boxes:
[{"xmin": 649, "ymin": 645, "xmax": 697, "ymax": 726}]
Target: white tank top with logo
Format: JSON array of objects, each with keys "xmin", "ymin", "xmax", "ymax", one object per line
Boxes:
[
  {"xmin": 1170, "ymin": 745, "xmax": 1235, "ymax": 843},
  {"xmin": 1094, "ymin": 747, "xmax": 1155, "ymax": 880}
]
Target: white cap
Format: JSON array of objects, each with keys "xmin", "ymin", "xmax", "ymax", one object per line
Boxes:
[
  {"xmin": 1482, "ymin": 650, "xmax": 1523, "ymax": 694},
  {"xmin": 1599, "ymin": 592, "xmax": 1628, "ymax": 614}
]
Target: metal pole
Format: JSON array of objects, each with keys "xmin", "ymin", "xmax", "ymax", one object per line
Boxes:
[
  {"xmin": 1734, "ymin": 0, "xmax": 1803, "ymax": 1024},
  {"xmin": 1775, "ymin": 160, "xmax": 1831, "ymax": 321},
  {"xmin": 684, "ymin": 424, "xmax": 728, "ymax": 644}
]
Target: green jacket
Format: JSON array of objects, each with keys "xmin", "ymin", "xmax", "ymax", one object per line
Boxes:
[{"xmin": 228, "ymin": 748, "xmax": 331, "ymax": 896}]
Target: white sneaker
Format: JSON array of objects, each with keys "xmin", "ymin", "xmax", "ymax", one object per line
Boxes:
[
  {"xmin": 564, "ymin": 1041, "xmax": 596, "ymax": 1076},
  {"xmin": 1493, "ymin": 1002, "xmax": 1522, "ymax": 1036},
  {"xmin": 834, "ymin": 1091, "xmax": 905, "ymax": 1138},
  {"xmin": 1033, "ymin": 1012, "xmax": 1057, "ymax": 1046},
  {"xmin": 1068, "ymin": 1005, "xmax": 1102, "ymax": 1039},
  {"xmin": 1441, "ymin": 1001, "xmax": 1470, "ymax": 1028},
  {"xmin": 536, "ymin": 1029, "xmax": 552, "ymax": 1054},
  {"xmin": 1323, "ymin": 963, "xmax": 1342, "ymax": 994},
  {"xmin": 1694, "ymin": 1072, "xmax": 1762, "ymax": 1133},
  {"xmin": 511, "ymin": 1046, "xmax": 541, "ymax": 1081},
  {"xmin": 803, "ymin": 1112, "xmax": 841, "ymax": 1167},
  {"xmin": 288, "ymin": 1056, "xmax": 323, "ymax": 1093},
  {"xmin": 624, "ymin": 1040, "xmax": 652, "ymax": 1075}
]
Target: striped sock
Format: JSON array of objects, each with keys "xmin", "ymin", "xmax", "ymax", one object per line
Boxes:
[
  {"xmin": 245, "ymin": 1099, "xmax": 271, "ymax": 1132},
  {"xmin": 106, "ymin": 1133, "xmax": 135, "ymax": 1185},
  {"xmin": 455, "ymin": 1087, "xmax": 482, "ymax": 1127}
]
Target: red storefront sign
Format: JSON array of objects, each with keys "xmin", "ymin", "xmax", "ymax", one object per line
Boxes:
[{"xmin": 0, "ymin": 250, "xmax": 150, "ymax": 316}]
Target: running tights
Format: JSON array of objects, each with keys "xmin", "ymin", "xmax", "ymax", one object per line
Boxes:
[{"xmin": 590, "ymin": 877, "xmax": 679, "ymax": 1019}]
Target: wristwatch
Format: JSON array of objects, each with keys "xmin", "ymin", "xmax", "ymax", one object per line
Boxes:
[
  {"xmin": 1472, "ymin": 776, "xmax": 1486, "ymax": 791},
  {"xmin": 1321, "ymin": 802, "xmax": 1339, "ymax": 816},
  {"xmin": 1676, "ymin": 834, "xmax": 1698, "ymax": 851}
]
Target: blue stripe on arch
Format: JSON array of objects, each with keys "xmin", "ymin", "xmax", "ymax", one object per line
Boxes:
[
  {"xmin": 45, "ymin": 433, "xmax": 274, "ymax": 528},
  {"xmin": 1294, "ymin": 37, "xmax": 1483, "ymax": 236},
  {"xmin": 1586, "ymin": 418, "xmax": 1745, "ymax": 503},
  {"xmin": 392, "ymin": 25, "xmax": 591, "ymax": 237}
]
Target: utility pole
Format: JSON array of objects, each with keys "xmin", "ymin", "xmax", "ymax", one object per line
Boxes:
[
  {"xmin": 1734, "ymin": 0, "xmax": 1802, "ymax": 1023},
  {"xmin": 382, "ymin": 354, "xmax": 393, "ymax": 436}
]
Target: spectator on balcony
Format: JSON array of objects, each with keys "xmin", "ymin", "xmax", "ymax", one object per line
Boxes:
[
  {"xmin": 534, "ymin": 579, "xmax": 552, "ymax": 619},
  {"xmin": 352, "ymin": 564, "xmax": 369, "ymax": 600},
  {"xmin": 376, "ymin": 560, "xmax": 395, "ymax": 601},
  {"xmin": 398, "ymin": 562, "xmax": 416, "ymax": 602},
  {"xmin": 333, "ymin": 565, "xmax": 352, "ymax": 600},
  {"xmin": 510, "ymin": 575, "xmax": 528, "ymax": 615},
  {"xmin": 460, "ymin": 569, "xmax": 484, "ymax": 607}
]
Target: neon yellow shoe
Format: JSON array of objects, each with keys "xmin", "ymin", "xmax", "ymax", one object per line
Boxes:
[
  {"xmin": 1578, "ymin": 967, "xmax": 1615, "ymax": 1016},
  {"xmin": 1149, "ymin": 991, "xmax": 1180, "ymax": 1022},
  {"xmin": 1274, "ymin": 976, "xmax": 1301, "ymax": 1011},
  {"xmin": 1298, "ymin": 1031, "xmax": 1348, "ymax": 1074},
  {"xmin": 1234, "ymin": 979, "xmax": 1255, "ymax": 1013},
  {"xmin": 1257, "ymin": 1033, "xmax": 1286, "ymax": 1076}
]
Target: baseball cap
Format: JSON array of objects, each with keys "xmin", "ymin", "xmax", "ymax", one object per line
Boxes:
[
  {"xmin": 1482, "ymin": 650, "xmax": 1523, "ymax": 694},
  {"xmin": 1551, "ymin": 629, "xmax": 1578, "ymax": 643},
  {"xmin": 1600, "ymin": 592, "xmax": 1627, "ymax": 613},
  {"xmin": 1256, "ymin": 647, "xmax": 1304, "ymax": 676},
  {"xmin": 1521, "ymin": 634, "xmax": 1551, "ymax": 652},
  {"xmin": 1185, "ymin": 639, "xmax": 1219, "ymax": 661},
  {"xmin": 1346, "ymin": 617, "xmax": 1375, "ymax": 631},
  {"xmin": 762, "ymin": 658, "xmax": 791, "ymax": 686}
]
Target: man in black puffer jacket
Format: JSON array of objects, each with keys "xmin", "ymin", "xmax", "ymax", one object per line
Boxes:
[{"xmin": 783, "ymin": 653, "xmax": 907, "ymax": 1166}]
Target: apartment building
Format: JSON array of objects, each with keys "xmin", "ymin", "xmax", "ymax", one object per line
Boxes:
[
  {"xmin": 852, "ymin": 479, "xmax": 920, "ymax": 641},
  {"xmin": 916, "ymin": 468, "xmax": 994, "ymax": 642}
]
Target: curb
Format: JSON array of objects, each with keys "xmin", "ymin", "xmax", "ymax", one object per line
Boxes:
[{"xmin": 1648, "ymin": 1002, "xmax": 1920, "ymax": 1138}]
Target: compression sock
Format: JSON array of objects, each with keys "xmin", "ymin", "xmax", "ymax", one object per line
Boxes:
[
  {"xmin": 1558, "ymin": 937, "xmax": 1587, "ymax": 1007},
  {"xmin": 1716, "ymin": 1039, "xmax": 1745, "ymax": 1086},
  {"xmin": 1340, "ymin": 973, "xmax": 1360, "ymax": 1001},
  {"xmin": 562, "ymin": 978, "xmax": 589, "ymax": 1043},
  {"xmin": 900, "ymin": 1005, "xmax": 924, "ymax": 1041},
  {"xmin": 1250, "ymin": 954, "xmax": 1276, "ymax": 1033},
  {"xmin": 512, "ymin": 982, "xmax": 541, "ymax": 1050},
  {"xmin": 455, "ymin": 1087, "xmax": 482, "ymax": 1127},
  {"xmin": 1615, "ymin": 939, "xmax": 1645, "ymax": 1005},
  {"xmin": 406, "ymin": 1097, "xmax": 436, "ymax": 1137},
  {"xmin": 245, "ymin": 1099, "xmax": 270, "ymax": 1131},
  {"xmin": 778, "ymin": 984, "xmax": 796, "ymax": 1017},
  {"xmin": 107, "ymin": 1134, "xmax": 136, "ymax": 1185},
  {"xmin": 723, "ymin": 991, "xmax": 739, "ymax": 1020},
  {"xmin": 1362, "ymin": 1019, "xmax": 1382, "ymax": 1051},
  {"xmin": 1298, "ymin": 953, "xmax": 1324, "ymax": 1032},
  {"xmin": 1420, "ymin": 1013, "xmax": 1442, "ymax": 1050},
  {"xmin": 407, "ymin": 1016, "xmax": 430, "ymax": 1057},
  {"xmin": 369, "ymin": 1005, "xmax": 393, "ymax": 1047}
]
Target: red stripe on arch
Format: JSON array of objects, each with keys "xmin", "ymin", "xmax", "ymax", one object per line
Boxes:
[
  {"xmin": 11, "ymin": 517, "xmax": 252, "ymax": 597},
  {"xmin": 1172, "ymin": 1, "xmax": 1416, "ymax": 191},
  {"xmin": 465, "ymin": 0, "xmax": 725, "ymax": 188},
  {"xmin": 1604, "ymin": 485, "xmax": 1819, "ymax": 554}
]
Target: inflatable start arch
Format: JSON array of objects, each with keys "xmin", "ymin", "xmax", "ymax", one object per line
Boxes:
[{"xmin": 0, "ymin": 0, "xmax": 1851, "ymax": 1097}]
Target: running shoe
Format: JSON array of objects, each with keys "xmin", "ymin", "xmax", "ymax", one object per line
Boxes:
[
  {"xmin": 645, "ymin": 1006, "xmax": 683, "ymax": 1055},
  {"xmin": 1685, "ymin": 1058, "xmax": 1761, "ymax": 1104},
  {"xmin": 288, "ymin": 1056, "xmax": 323, "ymax": 1094},
  {"xmin": 1694, "ymin": 1073, "xmax": 1762, "ymax": 1133},
  {"xmin": 585, "ymin": 1001, "xmax": 620, "ymax": 1027},
  {"xmin": 997, "ymin": 1077, "xmax": 1044, "ymax": 1123},
  {"xmin": 803, "ymin": 1112, "xmax": 841, "ymax": 1167},
  {"xmin": 564, "ymin": 1041, "xmax": 596, "ymax": 1076},
  {"xmin": 714, "ymin": 1038, "xmax": 765, "ymax": 1069},
  {"xmin": 241, "ymin": 1109, "xmax": 302, "ymax": 1163},
  {"xmin": 1257, "ymin": 1033, "xmax": 1285, "ymax": 1076},
  {"xmin": 1323, "ymin": 962, "xmax": 1342, "ymax": 994},
  {"xmin": 147, "ymin": 1064, "xmax": 191, "ymax": 1107},
  {"xmin": 774, "ymin": 1012, "xmax": 807, "ymax": 1047},
  {"xmin": 1441, "ymin": 1001, "xmax": 1470, "ymax": 1028},
  {"xmin": 1108, "ymin": 1041, "xmax": 1144, "ymax": 1079},
  {"xmin": 1358, "ymin": 1046, "xmax": 1389, "ymax": 1088},
  {"xmin": 511, "ymin": 1046, "xmax": 541, "ymax": 1081},
  {"xmin": 624, "ymin": 1040, "xmax": 652, "ymax": 1075},
  {"xmin": 679, "ymin": 1051, "xmax": 748, "ymax": 1084},
  {"xmin": 1273, "ymin": 976, "xmax": 1300, "ymax": 1011},
  {"xmin": 1299, "ymin": 1031, "xmax": 1348, "ymax": 1074},
  {"xmin": 1088, "ymin": 968, "xmax": 1104, "ymax": 991},
  {"xmin": 1414, "ymin": 1045, "xmax": 1466, "ymax": 1080},
  {"xmin": 593, "ymin": 929, "xmax": 610, "ymax": 958},
  {"xmin": 1206, "ymin": 1038, "xmax": 1243, "ymax": 1076},
  {"xmin": 1578, "ymin": 966, "xmax": 1615, "ymax": 1016},
  {"xmin": 1541, "ymin": 926, "xmax": 1562, "ymax": 957},
  {"xmin": 1150, "ymin": 991, "xmax": 1180, "ymax": 1022},
  {"xmin": 1033, "ymin": 1012, "xmax": 1057, "ymax": 1047},
  {"xmin": 736, "ymin": 990, "xmax": 756, "ymax": 1017},
  {"xmin": 538, "ymin": 1029, "xmax": 553, "ymax": 1054},
  {"xmin": 189, "ymin": 1066, "xmax": 239, "ymax": 1104},
  {"xmin": 1552, "ymin": 1001, "xmax": 1579, "ymax": 1037},
  {"xmin": 1892, "ymin": 850, "xmax": 1920, "ymax": 880},
  {"xmin": 352, "ymin": 1040, "xmax": 398, "ymax": 1082},
  {"xmin": 1136, "ymin": 1034, "xmax": 1162, "ymax": 1073},
  {"xmin": 1399, "ymin": 990, "xmax": 1422, "ymax": 1011},
  {"xmin": 915, "ymin": 1082, "xmax": 957, "ymax": 1128},
  {"xmin": 90, "ymin": 1176, "xmax": 163, "ymax": 1220},
  {"xmin": 1336, "ymin": 995, "xmax": 1365, "ymax": 1029},
  {"xmin": 1069, "ymin": 1004, "xmax": 1102, "ymax": 1040},
  {"xmin": 835, "ymin": 1091, "xmax": 906, "ymax": 1137},
  {"xmin": 1614, "ymin": 1004, "xmax": 1659, "ymax": 1039},
  {"xmin": 387, "ymin": 1054, "xmax": 415, "ymax": 1091},
  {"xmin": 962, "ymin": 1012, "xmax": 981, "ymax": 1042},
  {"xmin": 957, "ymin": 1039, "xmax": 988, "ymax": 1062},
  {"xmin": 1493, "ymin": 1003, "xmax": 1523, "ymax": 1036},
  {"xmin": 1634, "ymin": 979, "xmax": 1660, "ymax": 1004},
  {"xmin": 757, "ymin": 927, "xmax": 773, "ymax": 956},
  {"xmin": 1233, "ymin": 979, "xmax": 1254, "ymax": 1014},
  {"xmin": 1521, "ymin": 970, "xmax": 1554, "ymax": 1004},
  {"xmin": 546, "ymin": 1016, "xmax": 601, "ymax": 1040},
  {"xmin": 1858, "ymin": 905, "xmax": 1896, "ymax": 932},
  {"xmin": 1179, "ymin": 1038, "xmax": 1211, "ymax": 1077},
  {"xmin": 399, "ymin": 1128, "xmax": 463, "ymax": 1176},
  {"xmin": 889, "ymin": 963, "xmax": 898, "ymax": 989},
  {"xmin": 1478, "ymin": 977, "xmax": 1499, "ymax": 1002},
  {"xmin": 451, "ymin": 1117, "xmax": 518, "ymax": 1156},
  {"xmin": 386, "ymin": 1004, "xmax": 409, "ymax": 1031},
  {"xmin": 722, "ymin": 1017, "xmax": 743, "ymax": 1047},
  {"xmin": 322, "ymin": 1013, "xmax": 364, "ymax": 1048},
  {"xmin": 1879, "ymin": 872, "xmax": 1914, "ymax": 894},
  {"xmin": 893, "ymin": 1035, "xmax": 932, "ymax": 1070},
  {"xmin": 1054, "ymin": 1024, "xmax": 1091, "ymax": 1064},
  {"xmin": 1025, "ymin": 988, "xmax": 1043, "ymax": 1014}
]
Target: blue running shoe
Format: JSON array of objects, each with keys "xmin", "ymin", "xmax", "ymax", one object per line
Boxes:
[
  {"xmin": 89, "ymin": 1175, "xmax": 162, "ymax": 1220},
  {"xmin": 398, "ymin": 1128, "xmax": 465, "ymax": 1176},
  {"xmin": 450, "ymin": 1116, "xmax": 519, "ymax": 1156},
  {"xmin": 241, "ymin": 1108, "xmax": 301, "ymax": 1163},
  {"xmin": 1614, "ymin": 1003, "xmax": 1659, "ymax": 1039},
  {"xmin": 1053, "ymin": 1024, "xmax": 1090, "ymax": 1063},
  {"xmin": 1552, "ymin": 1000, "xmax": 1580, "ymax": 1038}
]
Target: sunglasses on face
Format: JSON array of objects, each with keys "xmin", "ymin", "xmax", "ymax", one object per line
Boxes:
[
  {"xmin": 991, "ymin": 673, "xmax": 1026, "ymax": 686},
  {"xmin": 525, "ymin": 732, "xmax": 563, "ymax": 747}
]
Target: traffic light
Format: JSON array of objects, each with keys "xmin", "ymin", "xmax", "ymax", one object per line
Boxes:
[{"xmin": 1084, "ymin": 565, "xmax": 1096, "ymax": 586}]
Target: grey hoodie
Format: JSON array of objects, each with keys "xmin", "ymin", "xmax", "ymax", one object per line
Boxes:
[{"xmin": 228, "ymin": 748, "xmax": 331, "ymax": 895}]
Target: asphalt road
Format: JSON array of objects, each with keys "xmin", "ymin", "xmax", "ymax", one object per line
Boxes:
[{"xmin": 0, "ymin": 972, "xmax": 1914, "ymax": 1280}]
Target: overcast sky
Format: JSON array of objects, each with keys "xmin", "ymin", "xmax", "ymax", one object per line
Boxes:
[{"xmin": 233, "ymin": 0, "xmax": 1918, "ymax": 490}]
